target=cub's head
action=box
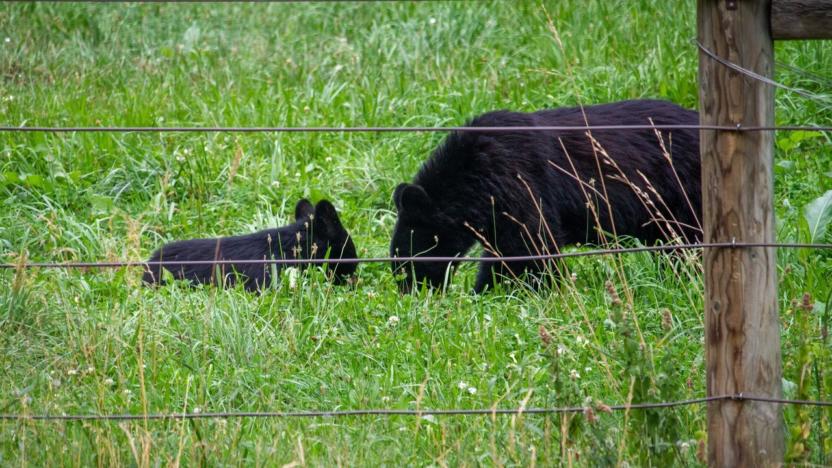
[389,183,469,293]
[295,199,358,283]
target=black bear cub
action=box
[390,99,702,293]
[143,199,357,291]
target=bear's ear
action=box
[394,183,434,216]
[313,200,346,239]
[294,198,314,221]
[393,183,408,211]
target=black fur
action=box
[390,99,701,293]
[143,199,357,291]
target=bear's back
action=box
[411,100,701,243]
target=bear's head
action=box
[296,199,358,283]
[389,183,470,293]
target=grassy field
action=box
[2,1,832,465]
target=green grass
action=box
[2,1,832,465]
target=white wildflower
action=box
[569,369,580,380]
[286,267,298,289]
[467,386,477,395]
[4,37,10,44]
[67,369,78,376]
[104,378,115,386]
[428,17,437,25]
[458,381,468,391]
[193,407,201,414]
[387,315,399,327]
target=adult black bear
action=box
[143,199,357,291]
[390,100,701,293]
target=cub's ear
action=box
[394,183,433,216]
[294,198,314,221]
[393,183,408,211]
[313,200,346,239]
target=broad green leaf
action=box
[87,194,114,213]
[159,45,175,59]
[804,190,832,243]
[3,172,21,184]
[775,160,794,172]
[24,174,45,188]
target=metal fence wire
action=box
[2,395,832,422]
[2,32,832,425]
[2,242,832,270]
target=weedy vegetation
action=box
[1,1,831,465]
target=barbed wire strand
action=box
[776,61,832,89]
[697,40,832,105]
[2,241,831,270]
[3,394,830,422]
[735,393,832,408]
[2,124,832,133]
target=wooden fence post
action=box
[698,0,784,466]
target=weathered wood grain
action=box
[772,0,832,40]
[698,0,784,466]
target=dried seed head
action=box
[661,308,672,331]
[539,325,552,346]
[605,280,622,307]
[696,439,706,464]
[596,402,612,414]
[584,406,597,424]
[801,292,813,312]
